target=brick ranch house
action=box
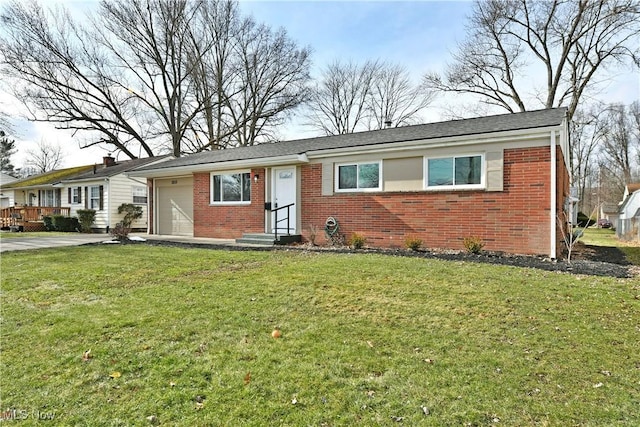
[131,108,571,258]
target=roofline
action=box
[128,153,309,178]
[129,124,562,177]
[305,125,562,159]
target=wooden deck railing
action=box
[1,206,71,227]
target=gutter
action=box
[550,130,557,259]
[128,153,309,178]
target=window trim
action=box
[424,153,485,190]
[334,161,382,193]
[132,186,148,205]
[89,185,101,210]
[71,187,81,204]
[210,170,252,205]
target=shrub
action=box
[117,203,143,228]
[404,236,423,251]
[463,236,485,254]
[308,224,319,246]
[77,209,96,233]
[42,216,55,231]
[109,223,130,241]
[110,204,144,240]
[51,215,80,232]
[576,212,596,228]
[348,233,367,249]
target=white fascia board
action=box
[127,153,309,178]
[305,125,562,159]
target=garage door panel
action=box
[157,179,193,236]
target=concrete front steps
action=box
[235,233,302,246]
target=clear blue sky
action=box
[1,0,638,168]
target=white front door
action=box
[272,167,296,234]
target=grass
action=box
[0,231,75,240]
[580,227,640,265]
[1,245,639,426]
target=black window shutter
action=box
[78,187,82,204]
[99,185,104,210]
[68,188,71,204]
[84,187,88,209]
[56,189,61,207]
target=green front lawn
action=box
[580,227,640,266]
[1,246,639,425]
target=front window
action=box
[211,172,251,203]
[44,190,56,207]
[90,186,101,209]
[72,187,80,204]
[336,162,381,191]
[426,155,483,189]
[132,186,147,204]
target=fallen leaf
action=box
[272,329,282,339]
[593,382,604,388]
[244,372,251,385]
[420,405,430,415]
[366,341,374,347]
[82,349,92,362]
[390,416,404,422]
[366,390,375,397]
[424,358,434,364]
[169,381,176,387]
[291,397,298,405]
[109,371,121,379]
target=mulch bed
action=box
[114,239,636,279]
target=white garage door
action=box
[156,177,193,236]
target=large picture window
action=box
[336,162,381,191]
[426,155,483,189]
[211,172,251,203]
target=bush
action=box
[109,222,129,241]
[42,216,55,231]
[463,236,485,254]
[77,209,96,233]
[110,204,144,240]
[348,233,367,249]
[576,212,596,228]
[51,215,80,232]
[404,236,423,251]
[117,203,143,228]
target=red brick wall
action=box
[300,147,557,256]
[193,169,266,238]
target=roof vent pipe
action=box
[384,119,392,128]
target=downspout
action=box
[106,178,111,234]
[550,131,557,259]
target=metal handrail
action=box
[270,202,294,242]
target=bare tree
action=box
[0,0,311,157]
[305,60,382,135]
[570,106,605,212]
[424,0,640,120]
[367,63,435,129]
[25,139,64,173]
[0,0,153,158]
[598,103,640,201]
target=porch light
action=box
[254,174,259,182]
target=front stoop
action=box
[235,233,302,246]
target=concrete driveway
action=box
[0,234,112,253]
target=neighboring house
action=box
[0,156,168,232]
[0,172,18,208]
[58,156,169,232]
[133,108,571,258]
[0,165,95,230]
[600,203,620,226]
[617,183,640,239]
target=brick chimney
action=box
[103,156,116,167]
